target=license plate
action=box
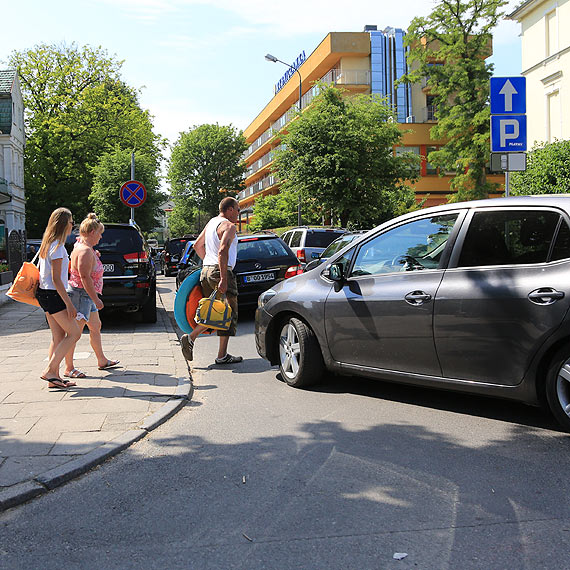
[103,264,114,273]
[244,272,275,283]
[311,252,319,259]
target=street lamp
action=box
[265,53,303,225]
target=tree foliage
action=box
[8,42,163,236]
[273,85,419,228]
[401,0,506,202]
[249,191,301,231]
[89,148,165,232]
[167,123,247,224]
[510,140,570,195]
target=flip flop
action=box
[64,368,86,379]
[98,359,120,370]
[40,376,70,389]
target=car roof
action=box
[369,195,570,234]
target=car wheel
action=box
[141,284,157,323]
[545,347,570,431]
[278,317,324,387]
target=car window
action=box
[457,210,560,267]
[289,231,303,248]
[166,239,188,255]
[97,228,143,253]
[281,232,291,245]
[305,231,345,248]
[350,214,458,277]
[237,238,291,261]
[551,218,570,261]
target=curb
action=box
[0,291,193,512]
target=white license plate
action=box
[244,272,275,283]
[103,264,114,273]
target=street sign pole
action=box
[490,77,527,196]
[130,152,135,225]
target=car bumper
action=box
[101,278,153,308]
[254,306,272,360]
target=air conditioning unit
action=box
[406,115,416,123]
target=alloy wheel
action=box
[279,322,301,381]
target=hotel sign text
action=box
[274,51,306,94]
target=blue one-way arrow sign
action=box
[490,77,526,115]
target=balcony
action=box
[321,68,371,86]
[239,174,277,201]
[246,150,274,177]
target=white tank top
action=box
[203,215,237,269]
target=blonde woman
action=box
[37,207,82,388]
[64,213,119,378]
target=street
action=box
[1,275,570,569]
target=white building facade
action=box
[509,0,570,147]
[0,69,26,269]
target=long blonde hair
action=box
[39,207,72,259]
[80,212,105,237]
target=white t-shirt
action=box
[39,241,69,290]
[203,215,237,269]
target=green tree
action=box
[167,123,248,220]
[89,148,165,232]
[249,192,300,231]
[510,140,570,195]
[273,84,418,228]
[401,0,507,202]
[8,42,163,235]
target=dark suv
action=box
[177,232,302,307]
[94,223,157,323]
[161,237,191,276]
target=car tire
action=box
[141,284,157,323]
[278,317,324,388]
[545,346,570,432]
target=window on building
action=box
[395,146,420,172]
[546,9,558,57]
[425,95,437,121]
[547,90,561,142]
[425,146,438,175]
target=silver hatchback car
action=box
[255,196,570,431]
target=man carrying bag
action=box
[180,197,243,365]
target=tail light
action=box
[164,253,171,262]
[285,265,303,279]
[135,282,150,288]
[296,249,306,263]
[124,252,149,263]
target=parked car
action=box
[161,237,191,276]
[92,223,157,322]
[281,226,346,266]
[177,232,302,306]
[26,239,42,261]
[303,230,370,272]
[175,240,197,290]
[256,196,570,431]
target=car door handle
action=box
[404,291,432,306]
[528,288,565,305]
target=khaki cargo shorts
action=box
[200,265,238,336]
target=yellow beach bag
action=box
[195,289,232,331]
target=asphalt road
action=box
[1,275,570,569]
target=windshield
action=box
[321,234,360,258]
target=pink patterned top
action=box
[68,241,104,294]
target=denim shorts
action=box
[67,286,98,320]
[37,288,67,315]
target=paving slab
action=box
[0,279,192,511]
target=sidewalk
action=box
[0,290,191,511]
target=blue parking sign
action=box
[491,115,527,152]
[490,77,526,115]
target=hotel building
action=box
[238,25,502,227]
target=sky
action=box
[2,0,522,154]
